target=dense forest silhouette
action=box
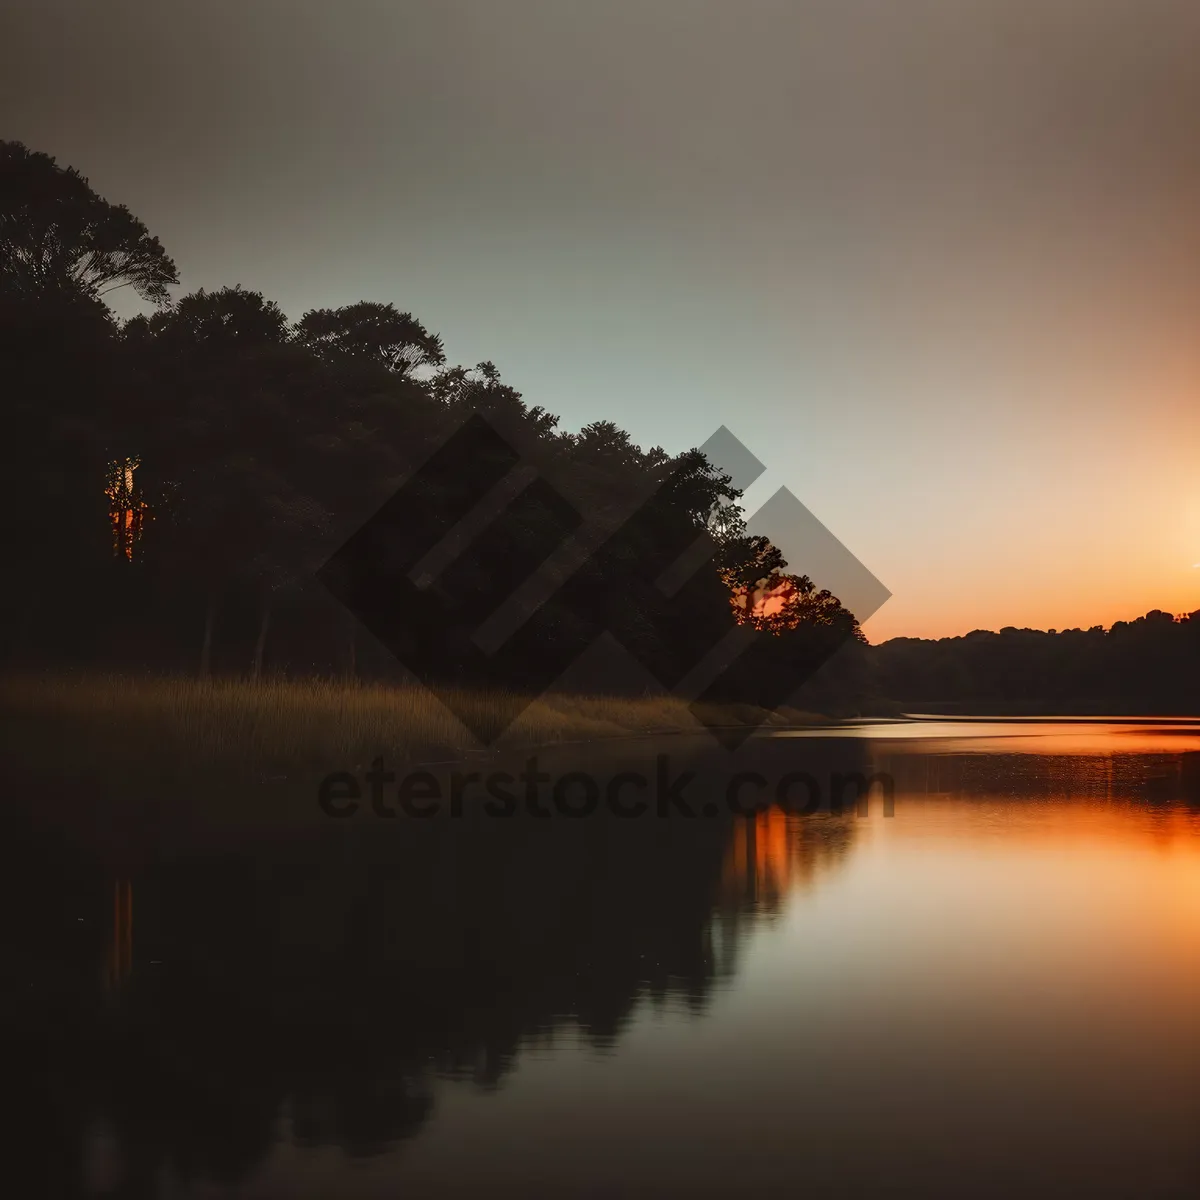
[1,139,866,714]
[876,611,1200,714]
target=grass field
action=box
[1,673,829,782]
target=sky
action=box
[5,0,1200,641]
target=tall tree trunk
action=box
[199,590,216,679]
[252,594,272,681]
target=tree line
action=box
[1,140,867,710]
[875,610,1200,713]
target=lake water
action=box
[9,720,1200,1197]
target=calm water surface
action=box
[10,720,1200,1197]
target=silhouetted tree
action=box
[0,140,177,306]
[0,141,167,658]
[430,360,561,438]
[295,301,445,376]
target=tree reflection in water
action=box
[5,741,870,1197]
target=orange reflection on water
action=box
[837,790,1200,998]
[717,807,857,917]
[779,719,1200,756]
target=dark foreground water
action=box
[7,721,1200,1197]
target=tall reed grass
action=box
[2,673,826,780]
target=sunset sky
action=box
[7,0,1200,641]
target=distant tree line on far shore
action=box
[874,610,1200,714]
